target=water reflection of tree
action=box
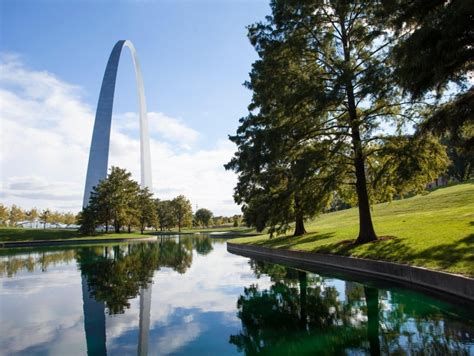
[78,239,194,314]
[230,261,473,355]
[230,262,365,355]
[0,250,76,277]
[192,236,213,256]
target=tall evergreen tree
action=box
[229,0,448,243]
[383,0,473,162]
[81,167,141,234]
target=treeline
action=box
[80,167,242,234]
[225,1,473,241]
[0,204,77,229]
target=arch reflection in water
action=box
[78,238,194,355]
[1,237,473,355]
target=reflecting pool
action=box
[1,236,473,355]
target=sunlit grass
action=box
[232,182,474,276]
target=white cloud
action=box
[113,111,200,149]
[0,53,240,215]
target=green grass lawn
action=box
[0,227,150,243]
[232,182,474,277]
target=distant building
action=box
[426,176,450,190]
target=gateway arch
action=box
[83,39,152,207]
[82,40,153,355]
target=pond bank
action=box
[0,236,157,248]
[227,242,474,302]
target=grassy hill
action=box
[232,182,474,276]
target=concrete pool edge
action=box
[0,236,158,248]
[227,242,474,302]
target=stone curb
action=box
[227,242,474,302]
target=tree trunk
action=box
[178,223,181,233]
[105,220,109,233]
[294,196,306,236]
[294,215,306,236]
[340,18,377,244]
[128,225,131,233]
[364,287,381,356]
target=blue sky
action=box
[0,0,271,215]
[2,0,269,148]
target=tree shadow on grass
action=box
[253,232,335,249]
[315,232,474,276]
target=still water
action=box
[0,236,473,355]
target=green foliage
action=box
[78,206,99,235]
[233,183,474,276]
[81,167,141,234]
[384,0,473,164]
[228,0,449,243]
[136,188,157,234]
[78,240,193,314]
[194,208,213,227]
[62,212,76,227]
[419,90,474,182]
[155,199,178,231]
[368,134,449,201]
[39,209,51,229]
[171,195,193,232]
[384,0,473,98]
[0,204,10,226]
[9,205,25,227]
[25,208,39,226]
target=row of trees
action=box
[79,166,241,234]
[226,0,472,242]
[0,204,77,229]
[194,209,243,228]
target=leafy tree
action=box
[171,195,193,232]
[63,212,77,227]
[78,206,98,235]
[49,211,63,228]
[25,208,39,228]
[155,199,177,231]
[233,215,242,227]
[136,188,157,234]
[9,205,25,227]
[227,109,338,236]
[383,0,473,99]
[194,208,213,227]
[0,204,9,226]
[212,216,223,226]
[106,167,141,233]
[82,167,141,233]
[442,130,474,182]
[39,209,51,230]
[383,1,473,159]
[229,0,448,243]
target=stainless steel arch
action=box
[83,40,152,207]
